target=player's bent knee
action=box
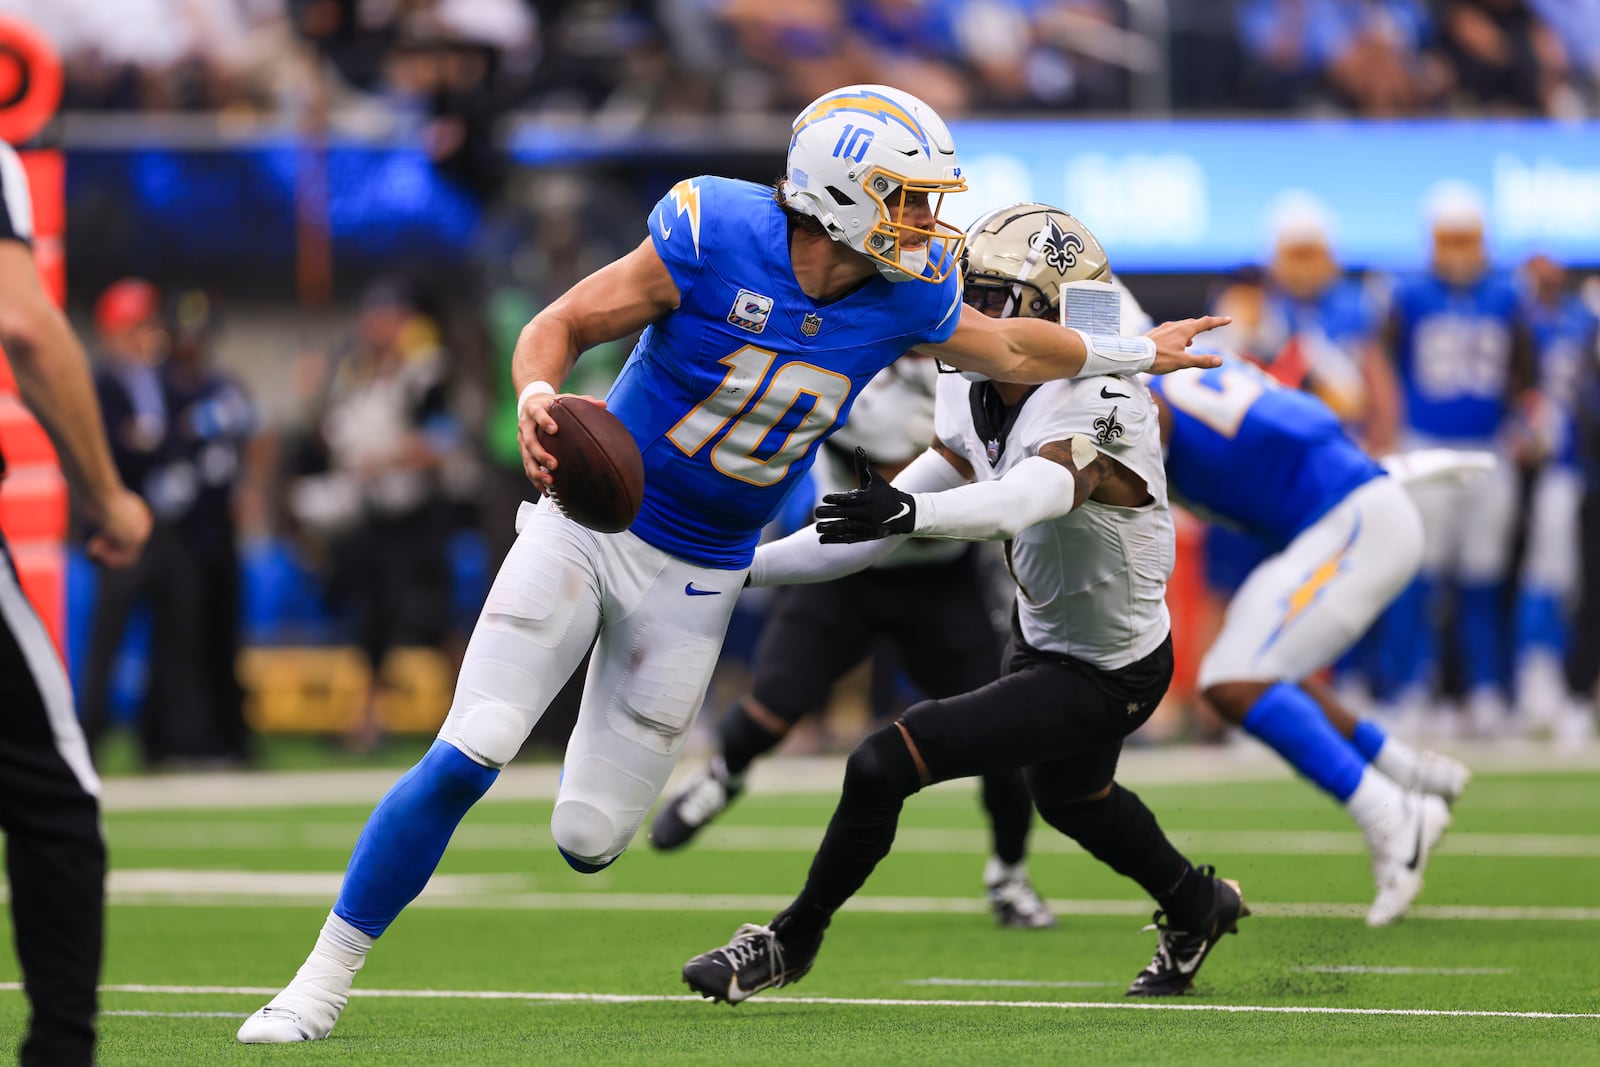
[437,702,528,768]
[843,724,923,801]
[551,799,624,871]
[1202,680,1271,724]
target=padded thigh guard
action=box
[1200,476,1425,688]
[437,501,604,768]
[551,539,745,869]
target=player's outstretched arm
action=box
[0,241,151,567]
[514,237,682,490]
[749,444,971,587]
[918,304,1228,383]
[817,436,1113,544]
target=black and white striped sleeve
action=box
[0,141,34,247]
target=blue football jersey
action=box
[604,176,964,568]
[1390,272,1521,441]
[1150,361,1384,550]
[1526,293,1598,468]
[1272,278,1374,352]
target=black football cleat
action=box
[1126,866,1249,997]
[650,760,742,851]
[683,923,818,1004]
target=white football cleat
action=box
[237,960,356,1043]
[1366,792,1452,927]
[1407,750,1471,805]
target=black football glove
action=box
[815,447,916,543]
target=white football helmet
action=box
[781,84,967,284]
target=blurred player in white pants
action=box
[1517,254,1596,737]
[1382,187,1534,736]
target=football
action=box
[536,396,646,533]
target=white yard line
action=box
[906,978,1115,989]
[15,871,1592,922]
[95,741,1600,812]
[103,822,1600,859]
[26,983,1598,1022]
[1296,966,1514,976]
[101,1017,244,1023]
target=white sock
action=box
[984,857,1025,886]
[290,912,372,994]
[1371,736,1422,789]
[1344,768,1405,836]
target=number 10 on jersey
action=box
[667,345,852,486]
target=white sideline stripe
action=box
[37,871,1600,922]
[104,822,1600,860]
[22,984,1600,1022]
[92,742,1600,812]
[104,1011,247,1019]
[1297,966,1513,976]
[907,978,1114,989]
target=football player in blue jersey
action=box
[649,356,1056,930]
[1516,254,1597,735]
[1383,186,1535,737]
[237,86,1227,1043]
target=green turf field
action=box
[2,747,1596,1065]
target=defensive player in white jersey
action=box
[650,356,1054,929]
[238,86,1226,1042]
[683,207,1247,1004]
[962,205,1471,925]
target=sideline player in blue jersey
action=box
[1516,254,1597,732]
[237,86,1227,1043]
[1384,187,1534,736]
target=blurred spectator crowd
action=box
[3,0,1598,120]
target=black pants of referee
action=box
[0,543,104,1066]
[728,548,1033,865]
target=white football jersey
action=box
[933,371,1174,669]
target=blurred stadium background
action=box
[0,0,1597,763]
[0,3,1599,1063]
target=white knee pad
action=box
[550,755,659,867]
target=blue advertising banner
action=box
[948,120,1600,272]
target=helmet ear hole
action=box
[825,185,857,206]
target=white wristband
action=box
[517,380,556,417]
[1068,328,1156,378]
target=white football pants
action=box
[1523,463,1581,599]
[1404,435,1519,584]
[1199,475,1425,688]
[437,499,745,866]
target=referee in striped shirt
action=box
[0,141,151,1066]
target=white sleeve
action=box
[912,453,1080,541]
[749,446,970,587]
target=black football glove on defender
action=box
[815,447,917,543]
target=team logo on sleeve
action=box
[801,312,823,337]
[1093,406,1125,444]
[728,289,774,333]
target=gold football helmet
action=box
[961,203,1111,320]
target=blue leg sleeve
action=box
[1241,684,1366,802]
[1350,719,1388,763]
[333,740,499,937]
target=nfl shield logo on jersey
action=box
[985,437,1000,464]
[801,312,823,337]
[728,289,774,333]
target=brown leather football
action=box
[536,397,645,533]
